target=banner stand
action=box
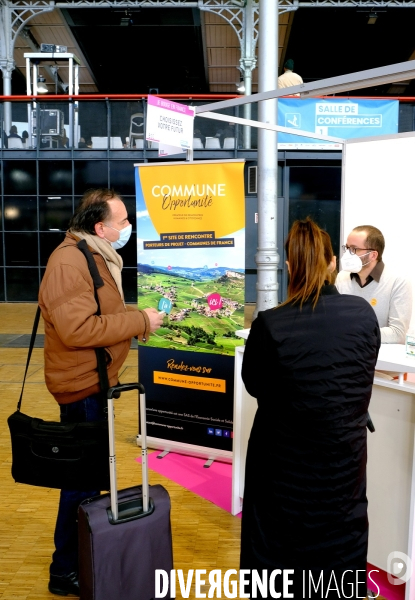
[136,435,232,464]
[135,160,245,464]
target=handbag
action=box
[8,240,112,490]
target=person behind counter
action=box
[240,218,380,599]
[336,225,412,344]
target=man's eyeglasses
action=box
[342,245,375,255]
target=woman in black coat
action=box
[240,219,380,599]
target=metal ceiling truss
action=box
[199,0,259,103]
[199,1,249,49]
[54,0,200,6]
[1,0,415,86]
[0,0,53,130]
[1,0,54,54]
[0,0,54,110]
[2,0,414,68]
[47,0,415,9]
[292,0,415,5]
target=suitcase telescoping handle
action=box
[107,383,149,522]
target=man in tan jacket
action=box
[39,188,163,596]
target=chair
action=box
[8,138,23,149]
[91,137,108,149]
[110,137,123,149]
[223,137,236,149]
[205,137,221,149]
[193,137,204,149]
[129,113,144,147]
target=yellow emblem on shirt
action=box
[370,298,377,307]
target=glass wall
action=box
[0,99,248,151]
[0,159,139,301]
[0,97,258,302]
[288,164,342,259]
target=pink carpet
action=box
[136,451,239,515]
[137,453,405,599]
[367,563,405,600]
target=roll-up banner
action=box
[135,160,245,460]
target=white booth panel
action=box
[368,382,415,570]
[342,132,415,328]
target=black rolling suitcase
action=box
[78,383,174,600]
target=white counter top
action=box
[376,344,415,373]
[235,329,250,340]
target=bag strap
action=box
[16,240,111,412]
[16,306,41,411]
[76,239,104,291]
[76,239,110,394]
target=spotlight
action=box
[367,12,378,24]
[37,76,48,94]
[237,78,245,94]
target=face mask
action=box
[340,249,371,273]
[105,223,132,250]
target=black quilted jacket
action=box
[240,285,380,599]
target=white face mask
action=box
[104,223,132,250]
[340,249,371,273]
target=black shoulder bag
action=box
[7,240,112,490]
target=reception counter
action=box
[232,339,415,599]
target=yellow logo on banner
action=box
[138,161,245,238]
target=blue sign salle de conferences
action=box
[277,98,399,149]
